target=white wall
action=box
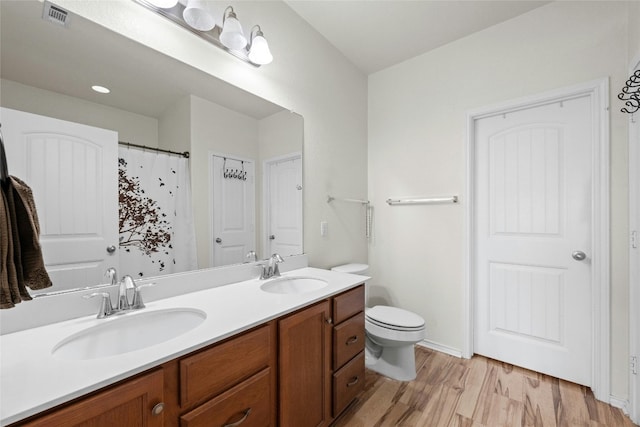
[57,0,369,271]
[0,79,158,147]
[369,1,630,399]
[158,95,190,154]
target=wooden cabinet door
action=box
[18,369,164,427]
[278,300,331,427]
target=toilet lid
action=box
[365,305,425,329]
[331,263,369,274]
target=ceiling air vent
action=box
[42,1,70,28]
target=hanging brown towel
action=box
[8,176,52,291]
[0,183,23,308]
[0,176,52,308]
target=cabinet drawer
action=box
[332,352,365,417]
[333,312,365,369]
[180,324,271,408]
[180,368,271,427]
[333,285,364,324]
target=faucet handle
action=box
[132,283,155,310]
[105,267,118,285]
[259,264,269,280]
[246,251,257,262]
[84,292,114,319]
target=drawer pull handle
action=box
[151,402,165,416]
[346,335,359,345]
[223,408,252,427]
[326,317,333,324]
[347,376,359,387]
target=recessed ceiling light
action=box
[91,85,110,94]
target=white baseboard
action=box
[416,339,463,358]
[609,396,629,415]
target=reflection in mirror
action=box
[0,1,303,294]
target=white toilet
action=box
[331,264,426,381]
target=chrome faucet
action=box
[260,253,284,279]
[118,275,135,311]
[84,269,154,318]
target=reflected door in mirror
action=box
[1,108,118,292]
[211,155,255,267]
[265,155,302,257]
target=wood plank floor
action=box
[333,347,637,427]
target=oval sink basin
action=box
[52,308,206,360]
[260,277,328,294]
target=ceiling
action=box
[285,1,549,74]
[0,1,550,121]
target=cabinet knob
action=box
[223,408,252,427]
[151,402,165,416]
[325,317,333,324]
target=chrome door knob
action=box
[572,251,587,261]
[215,238,222,244]
[106,245,116,254]
[269,235,275,240]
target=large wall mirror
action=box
[0,1,303,293]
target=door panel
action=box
[1,107,118,292]
[266,156,302,257]
[474,96,592,386]
[211,155,255,267]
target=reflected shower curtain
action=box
[118,147,197,279]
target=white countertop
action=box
[0,267,367,426]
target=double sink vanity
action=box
[0,261,367,426]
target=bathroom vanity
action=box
[1,268,366,427]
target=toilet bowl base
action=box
[365,343,417,382]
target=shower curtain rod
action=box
[119,141,190,158]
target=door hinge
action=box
[632,356,638,375]
[632,231,638,249]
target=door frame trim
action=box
[628,54,640,424]
[262,152,302,258]
[463,78,610,401]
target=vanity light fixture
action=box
[132,0,272,67]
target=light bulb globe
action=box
[248,35,273,65]
[220,16,247,50]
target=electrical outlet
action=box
[632,356,637,375]
[320,221,328,237]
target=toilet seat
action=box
[365,306,425,331]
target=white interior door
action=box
[473,96,593,386]
[1,107,118,292]
[211,155,255,267]
[265,155,302,258]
